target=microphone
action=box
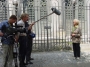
[51,8,61,15]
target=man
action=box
[17,13,35,67]
[25,23,35,64]
[0,15,17,67]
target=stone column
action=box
[85,0,90,41]
[8,0,14,16]
[50,0,59,38]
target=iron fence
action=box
[0,0,90,51]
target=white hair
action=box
[73,19,80,25]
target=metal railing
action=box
[0,0,90,51]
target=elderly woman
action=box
[71,19,82,59]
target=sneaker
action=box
[77,57,80,60]
[73,57,77,60]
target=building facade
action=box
[1,0,90,40]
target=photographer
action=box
[0,15,17,67]
[17,13,35,67]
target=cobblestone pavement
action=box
[27,51,90,67]
[0,43,90,67]
[0,51,90,67]
[27,43,90,67]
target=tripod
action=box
[13,42,19,67]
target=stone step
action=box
[80,44,90,52]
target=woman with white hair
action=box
[71,19,82,59]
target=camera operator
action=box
[0,15,17,67]
[17,13,35,67]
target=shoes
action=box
[26,61,33,64]
[77,57,80,60]
[23,63,27,65]
[74,57,77,59]
[19,63,26,67]
[30,58,34,60]
[74,57,80,60]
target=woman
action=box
[71,19,82,59]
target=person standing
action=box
[17,13,34,67]
[0,15,17,67]
[71,19,82,59]
[25,23,35,64]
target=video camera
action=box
[2,24,26,37]
[2,24,36,40]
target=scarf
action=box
[72,25,78,32]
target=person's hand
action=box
[72,34,75,36]
[31,22,35,26]
[28,22,35,30]
[14,35,19,43]
[0,32,4,36]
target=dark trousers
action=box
[26,37,33,62]
[19,36,27,66]
[73,43,80,57]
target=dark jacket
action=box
[0,20,14,45]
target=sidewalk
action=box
[81,43,90,52]
[27,43,90,67]
[0,43,90,67]
[27,51,90,67]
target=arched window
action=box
[40,0,47,20]
[65,0,85,20]
[64,0,74,19]
[78,0,85,20]
[26,0,35,21]
[0,0,7,21]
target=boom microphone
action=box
[51,8,61,15]
[34,7,61,23]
